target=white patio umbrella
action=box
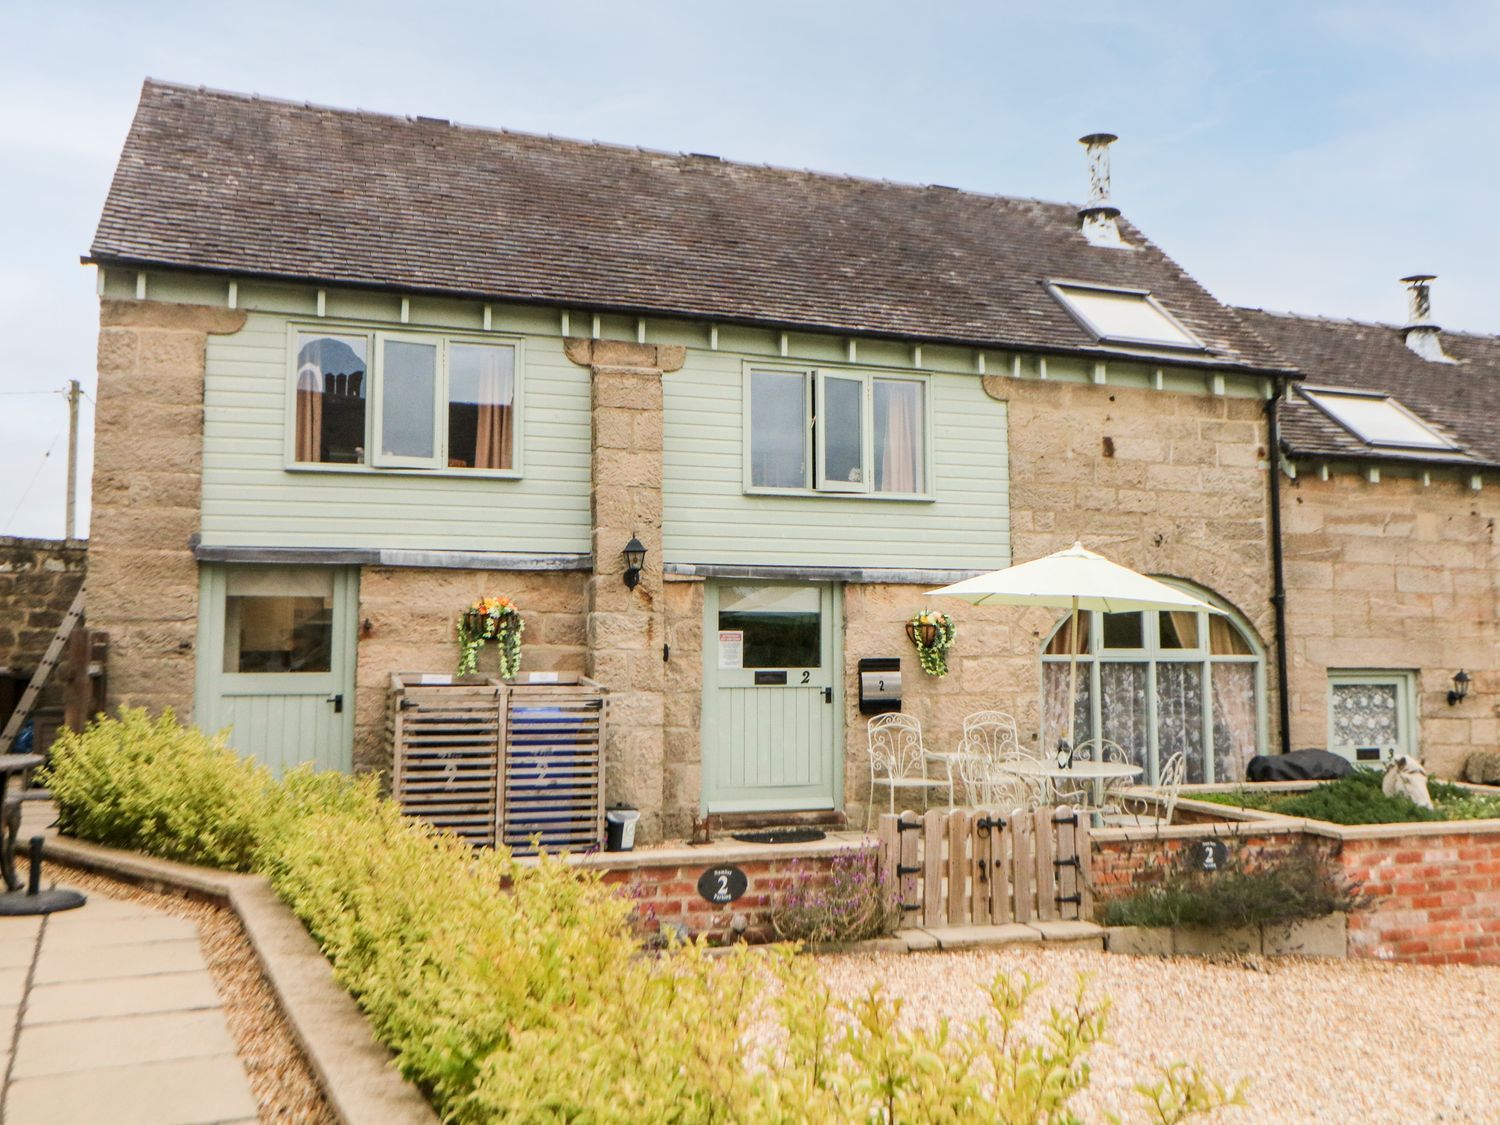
[927,542,1221,754]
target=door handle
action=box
[327,693,344,714]
[822,687,833,704]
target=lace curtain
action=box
[1211,664,1259,782]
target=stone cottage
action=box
[81,80,1494,842]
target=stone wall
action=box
[88,300,245,718]
[353,566,588,772]
[0,537,86,676]
[1280,470,1500,777]
[662,578,705,839]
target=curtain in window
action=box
[1043,663,1092,751]
[473,348,515,470]
[1162,611,1198,648]
[295,366,323,462]
[1155,662,1205,783]
[1099,662,1149,770]
[874,380,922,492]
[1209,615,1251,655]
[1211,664,1258,782]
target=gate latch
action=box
[327,693,344,714]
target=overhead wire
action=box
[1,429,65,534]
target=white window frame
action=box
[1047,279,1206,352]
[742,363,933,500]
[284,322,525,479]
[1038,593,1267,784]
[1326,670,1419,765]
[371,331,443,469]
[1300,386,1457,451]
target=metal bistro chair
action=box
[865,713,952,831]
[952,710,1022,803]
[1055,737,1135,814]
[1102,750,1188,828]
[958,749,1049,817]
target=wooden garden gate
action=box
[876,807,1093,927]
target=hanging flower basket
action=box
[455,595,525,679]
[906,610,956,677]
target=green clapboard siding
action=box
[200,311,591,553]
[663,352,1010,571]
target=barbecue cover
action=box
[1245,749,1354,782]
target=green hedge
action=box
[45,711,1242,1122]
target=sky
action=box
[2,1,1497,539]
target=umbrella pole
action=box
[1065,596,1080,753]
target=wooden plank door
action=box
[701,581,840,813]
[196,565,358,775]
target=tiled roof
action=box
[1238,307,1500,469]
[90,81,1292,373]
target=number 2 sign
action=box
[696,865,748,904]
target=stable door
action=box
[196,565,357,775]
[702,582,841,814]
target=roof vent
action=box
[1078,133,1127,249]
[1400,274,1453,363]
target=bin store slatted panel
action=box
[389,675,504,847]
[388,673,608,855]
[502,680,607,856]
[876,807,1091,926]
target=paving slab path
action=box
[0,883,259,1125]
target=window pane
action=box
[1159,611,1199,649]
[381,340,437,459]
[223,570,334,674]
[873,379,923,492]
[294,334,366,464]
[1043,663,1092,750]
[1102,612,1143,649]
[1212,664,1258,783]
[1208,616,1253,655]
[1156,663,1205,783]
[1302,390,1455,449]
[749,371,806,488]
[1100,662,1149,769]
[820,375,864,486]
[1053,286,1200,348]
[718,585,820,668]
[1045,612,1092,655]
[1331,683,1400,749]
[448,344,515,470]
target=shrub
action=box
[1197,768,1500,825]
[49,711,1244,1121]
[1098,841,1364,930]
[770,847,899,944]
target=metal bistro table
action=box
[997,758,1143,822]
[0,753,85,915]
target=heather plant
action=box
[770,847,900,944]
[49,710,1246,1122]
[1198,768,1500,825]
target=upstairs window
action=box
[746,367,927,496]
[1300,388,1456,451]
[293,329,519,473]
[1049,282,1204,350]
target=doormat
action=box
[730,827,827,845]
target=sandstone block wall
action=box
[0,537,86,675]
[1281,471,1500,777]
[88,300,245,719]
[353,566,588,772]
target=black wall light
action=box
[1448,669,1471,706]
[622,536,647,590]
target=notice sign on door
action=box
[718,630,744,669]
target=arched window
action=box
[1039,582,1265,784]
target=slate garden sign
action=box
[697,865,748,904]
[1194,839,1229,872]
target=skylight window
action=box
[1050,282,1204,350]
[1301,388,1457,450]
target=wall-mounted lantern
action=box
[622,536,647,590]
[1447,669,1471,706]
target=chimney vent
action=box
[1399,274,1452,363]
[1078,133,1127,249]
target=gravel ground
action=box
[814,946,1500,1124]
[32,861,336,1124]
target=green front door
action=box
[701,582,841,814]
[196,565,358,775]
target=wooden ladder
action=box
[0,587,85,757]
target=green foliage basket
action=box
[456,595,525,678]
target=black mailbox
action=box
[857,657,902,715]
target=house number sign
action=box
[697,865,748,904]
[1194,839,1229,873]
